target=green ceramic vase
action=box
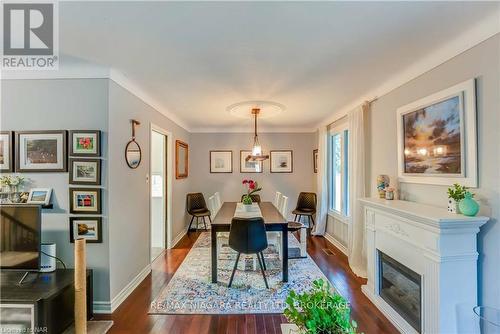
[459,192,479,217]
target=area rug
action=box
[149,232,330,314]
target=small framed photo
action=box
[15,131,67,172]
[69,130,101,157]
[240,150,262,173]
[69,158,101,185]
[313,149,318,173]
[0,131,13,172]
[27,188,52,206]
[70,217,102,243]
[210,150,232,173]
[69,188,101,214]
[270,150,293,173]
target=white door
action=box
[150,130,166,261]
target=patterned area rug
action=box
[149,232,330,314]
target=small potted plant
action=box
[447,183,470,214]
[242,179,261,208]
[0,175,26,202]
[283,279,358,334]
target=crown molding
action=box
[317,12,500,129]
[190,126,317,134]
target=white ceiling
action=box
[57,1,498,132]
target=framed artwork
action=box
[69,217,102,243]
[69,130,101,157]
[175,140,188,179]
[210,150,233,173]
[240,150,262,173]
[0,131,13,172]
[313,149,318,173]
[69,158,101,185]
[15,131,67,172]
[69,188,101,214]
[270,150,293,173]
[27,188,52,206]
[397,79,477,186]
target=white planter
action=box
[243,204,253,212]
[447,199,460,214]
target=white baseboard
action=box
[324,232,348,255]
[93,264,151,314]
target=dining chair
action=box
[292,192,317,228]
[228,217,269,289]
[240,194,261,203]
[214,192,222,212]
[186,193,211,231]
[274,191,282,208]
[208,195,216,220]
[280,195,289,218]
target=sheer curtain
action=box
[312,126,328,236]
[347,102,369,278]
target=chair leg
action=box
[307,216,312,228]
[196,217,199,230]
[188,216,194,231]
[256,253,269,289]
[260,252,267,271]
[203,216,208,230]
[228,253,241,287]
[208,215,212,223]
[294,214,298,222]
[310,215,315,226]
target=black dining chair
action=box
[228,217,269,289]
[186,193,211,231]
[240,194,261,203]
[292,192,317,228]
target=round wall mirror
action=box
[125,140,142,169]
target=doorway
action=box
[150,125,173,262]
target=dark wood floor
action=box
[96,232,398,334]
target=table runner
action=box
[233,202,263,219]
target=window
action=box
[328,125,349,217]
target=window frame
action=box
[328,123,349,219]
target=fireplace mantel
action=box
[359,198,488,334]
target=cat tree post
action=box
[75,238,87,334]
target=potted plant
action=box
[0,175,26,202]
[283,279,358,334]
[447,183,470,214]
[242,179,262,207]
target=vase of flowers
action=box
[0,175,25,203]
[242,179,262,209]
[447,183,470,214]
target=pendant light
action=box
[246,108,269,162]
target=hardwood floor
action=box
[96,232,398,334]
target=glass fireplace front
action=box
[378,251,422,333]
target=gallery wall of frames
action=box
[0,130,104,244]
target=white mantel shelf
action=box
[359,198,489,334]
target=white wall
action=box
[365,35,499,308]
[190,132,316,220]
[1,78,111,302]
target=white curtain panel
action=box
[312,126,328,236]
[347,103,369,278]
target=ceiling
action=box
[58,1,499,132]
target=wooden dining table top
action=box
[211,202,287,226]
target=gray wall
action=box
[107,81,191,299]
[1,79,111,302]
[190,132,316,220]
[366,35,500,308]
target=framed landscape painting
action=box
[0,131,13,172]
[240,150,262,173]
[210,150,232,173]
[69,188,101,214]
[69,158,101,185]
[175,140,188,179]
[270,150,293,173]
[70,217,102,243]
[15,131,67,172]
[397,79,477,186]
[69,130,101,157]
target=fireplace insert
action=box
[378,251,422,333]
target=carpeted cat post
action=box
[75,238,87,334]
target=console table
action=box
[0,269,93,334]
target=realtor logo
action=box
[2,2,58,70]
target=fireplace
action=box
[378,251,421,333]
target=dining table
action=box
[210,202,288,283]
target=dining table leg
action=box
[282,225,288,282]
[211,228,218,283]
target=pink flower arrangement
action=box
[242,179,262,204]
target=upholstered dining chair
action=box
[228,217,269,289]
[292,192,317,228]
[186,193,211,231]
[240,194,261,203]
